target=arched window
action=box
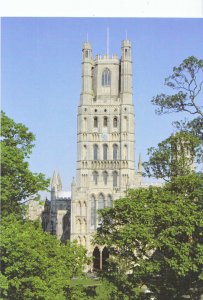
[94,117,98,128]
[103,144,108,160]
[103,116,108,127]
[91,195,96,227]
[93,171,98,185]
[107,195,113,207]
[83,117,87,131]
[102,68,111,86]
[98,194,105,210]
[83,145,87,160]
[102,247,109,271]
[77,219,81,233]
[113,144,118,160]
[113,171,118,187]
[93,247,100,271]
[124,144,128,160]
[93,144,98,160]
[85,50,89,58]
[103,171,108,185]
[113,117,118,127]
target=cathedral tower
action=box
[71,39,142,258]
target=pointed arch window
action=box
[93,171,98,185]
[107,195,113,207]
[94,117,98,128]
[93,144,98,160]
[103,171,108,185]
[113,144,118,160]
[102,68,111,86]
[103,144,108,160]
[98,194,105,210]
[91,195,96,227]
[124,144,128,160]
[113,171,118,187]
[113,117,118,128]
[103,116,108,127]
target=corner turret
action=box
[80,42,93,105]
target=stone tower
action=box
[71,39,142,260]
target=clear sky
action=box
[2,17,203,196]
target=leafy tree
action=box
[151,56,203,139]
[0,215,87,300]
[143,131,202,181]
[1,111,49,216]
[94,174,203,299]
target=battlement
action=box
[94,54,119,63]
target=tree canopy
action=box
[151,56,203,139]
[94,174,203,299]
[143,131,202,181]
[0,215,87,300]
[1,111,49,216]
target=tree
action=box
[1,111,49,216]
[0,215,87,300]
[144,57,203,180]
[94,174,203,299]
[151,56,203,139]
[143,131,202,181]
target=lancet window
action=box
[93,144,98,160]
[103,116,108,127]
[102,68,111,86]
[113,117,118,127]
[107,195,113,207]
[94,117,98,128]
[98,194,105,210]
[103,144,108,160]
[113,144,118,160]
[91,195,96,227]
[113,171,118,187]
[103,171,108,185]
[93,171,99,185]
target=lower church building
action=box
[29,38,149,270]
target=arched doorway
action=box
[102,247,109,271]
[93,247,100,271]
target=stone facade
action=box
[70,39,143,257]
[33,171,71,243]
[28,39,148,266]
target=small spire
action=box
[125,30,128,40]
[51,170,57,189]
[51,170,62,191]
[86,32,89,42]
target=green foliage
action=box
[0,215,87,300]
[151,56,203,140]
[94,174,203,299]
[1,111,49,216]
[143,131,202,180]
[152,56,203,117]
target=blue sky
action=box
[2,17,203,195]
